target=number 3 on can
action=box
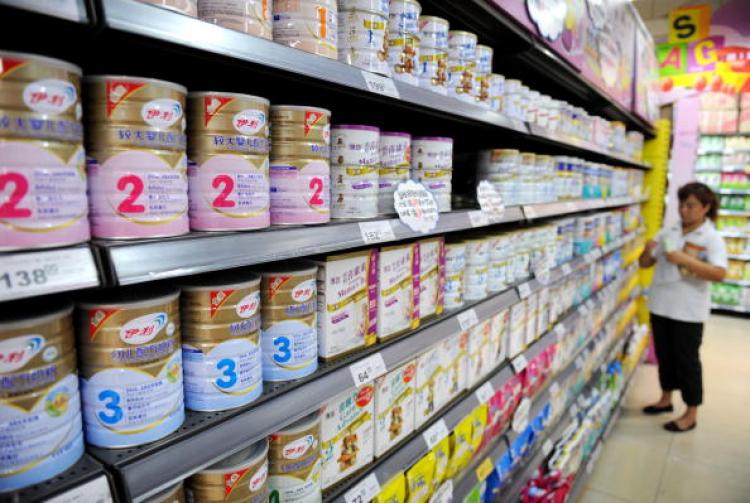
[272,336,292,363]
[216,358,238,389]
[97,389,123,425]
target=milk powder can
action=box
[387,33,420,86]
[417,16,448,94]
[198,0,272,39]
[0,51,89,250]
[138,0,198,16]
[273,0,338,59]
[260,263,319,381]
[181,272,263,411]
[188,91,270,231]
[269,411,322,503]
[85,75,189,239]
[378,132,411,215]
[76,287,185,447]
[338,1,390,75]
[330,124,379,219]
[0,303,84,491]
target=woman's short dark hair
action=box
[678,182,719,221]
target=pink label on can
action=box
[269,160,330,224]
[88,150,189,238]
[188,155,270,231]
[0,142,89,250]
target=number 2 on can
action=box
[117,175,145,214]
[273,336,292,363]
[308,177,325,206]
[212,174,236,208]
[0,172,32,219]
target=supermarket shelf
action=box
[88,285,521,502]
[700,132,750,137]
[728,254,750,260]
[722,279,750,286]
[719,209,750,217]
[95,208,523,286]
[695,166,749,173]
[522,195,648,221]
[0,0,91,22]
[711,303,750,314]
[0,455,113,503]
[719,231,750,238]
[717,189,750,195]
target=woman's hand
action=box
[666,251,727,281]
[665,250,689,265]
[639,239,658,268]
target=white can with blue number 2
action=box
[181,273,263,411]
[261,263,319,381]
[76,287,184,448]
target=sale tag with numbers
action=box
[344,473,381,503]
[350,353,387,387]
[46,476,113,503]
[475,381,495,404]
[423,419,450,449]
[359,220,395,244]
[468,210,490,227]
[457,308,479,331]
[511,354,528,373]
[476,181,505,220]
[0,247,99,301]
[394,180,440,233]
[475,457,495,482]
[518,282,532,299]
[362,71,400,98]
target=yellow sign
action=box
[668,5,711,44]
[475,457,494,482]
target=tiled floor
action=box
[576,314,750,503]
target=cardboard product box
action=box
[466,319,492,387]
[378,243,420,341]
[537,287,550,338]
[524,292,538,346]
[374,361,417,457]
[317,249,379,360]
[415,344,444,427]
[320,385,375,489]
[489,308,510,368]
[418,237,446,320]
[508,300,526,358]
[438,331,469,407]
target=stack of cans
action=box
[417,15,449,95]
[269,105,331,225]
[447,30,477,104]
[486,233,511,293]
[463,236,489,301]
[85,75,189,239]
[188,91,271,231]
[387,0,421,85]
[273,0,338,59]
[338,0,390,75]
[488,73,505,113]
[188,440,269,503]
[444,240,466,309]
[411,136,452,212]
[378,131,411,214]
[198,0,272,38]
[473,44,493,108]
[330,124,380,219]
[268,412,322,503]
[0,51,89,250]
[476,148,519,207]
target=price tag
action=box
[362,71,400,98]
[468,210,491,227]
[423,419,450,449]
[475,457,495,482]
[579,303,589,315]
[457,308,479,331]
[428,480,453,503]
[345,473,381,503]
[554,323,566,339]
[511,354,528,373]
[477,181,505,220]
[549,382,560,396]
[0,247,99,301]
[542,438,554,456]
[561,263,572,276]
[569,403,579,418]
[512,397,531,432]
[518,282,532,299]
[475,381,496,404]
[524,205,537,219]
[46,475,113,503]
[359,220,395,244]
[349,353,387,387]
[393,180,440,233]
[574,356,584,370]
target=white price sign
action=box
[512,397,531,433]
[46,476,113,503]
[518,282,532,299]
[0,247,99,301]
[561,263,572,276]
[393,180,440,233]
[350,353,387,387]
[359,220,395,244]
[475,381,496,404]
[457,308,479,331]
[524,205,538,219]
[542,438,554,456]
[511,354,528,373]
[361,71,400,98]
[423,419,450,449]
[476,180,505,220]
[344,473,381,503]
[468,210,490,227]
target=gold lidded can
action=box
[270,105,331,144]
[188,439,269,503]
[75,286,185,448]
[180,272,264,411]
[145,482,187,503]
[268,411,322,503]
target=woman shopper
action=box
[638,182,727,432]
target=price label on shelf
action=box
[511,354,528,374]
[0,247,99,302]
[523,205,538,219]
[475,457,495,482]
[542,438,554,456]
[592,249,603,260]
[549,382,560,396]
[468,210,490,227]
[457,308,479,331]
[344,473,381,503]
[570,403,579,418]
[349,353,387,387]
[46,475,113,503]
[518,282,532,299]
[394,180,440,233]
[476,181,505,220]
[423,419,450,449]
[554,323,566,340]
[561,263,572,276]
[361,71,400,98]
[475,381,496,404]
[359,220,395,244]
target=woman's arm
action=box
[665,251,727,282]
[639,240,658,268]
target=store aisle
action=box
[577,314,750,503]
